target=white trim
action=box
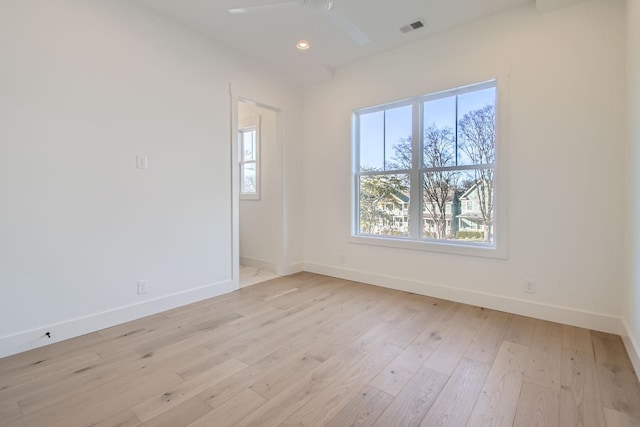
[0,279,235,359]
[622,320,640,382]
[240,256,277,272]
[302,262,624,335]
[348,234,506,259]
[229,83,240,292]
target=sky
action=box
[359,86,495,171]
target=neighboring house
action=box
[369,189,461,238]
[367,180,494,240]
[423,191,459,238]
[378,192,410,235]
[457,180,494,239]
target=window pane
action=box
[385,105,412,170]
[422,168,495,244]
[423,96,456,168]
[457,87,496,166]
[241,163,256,194]
[360,105,412,172]
[456,169,494,244]
[423,124,456,168]
[359,173,409,237]
[359,111,384,171]
[242,129,256,162]
[423,95,456,130]
[422,171,460,239]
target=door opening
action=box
[237,99,281,287]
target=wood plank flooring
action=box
[1,272,639,426]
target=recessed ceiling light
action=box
[296,40,310,50]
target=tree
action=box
[391,126,459,239]
[359,172,407,235]
[458,104,495,242]
[422,126,459,239]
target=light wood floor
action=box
[1,272,640,427]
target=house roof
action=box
[459,179,491,200]
[457,212,484,220]
[391,190,410,203]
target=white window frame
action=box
[239,115,260,200]
[350,79,507,259]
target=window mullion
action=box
[353,113,361,235]
[409,101,421,239]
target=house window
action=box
[239,125,259,200]
[353,80,499,254]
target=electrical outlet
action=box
[136,155,148,169]
[137,279,149,295]
[524,280,536,294]
[339,254,345,264]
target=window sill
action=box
[348,234,507,259]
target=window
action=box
[239,124,259,200]
[353,80,499,254]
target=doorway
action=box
[237,99,281,287]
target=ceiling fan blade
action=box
[229,0,304,15]
[326,10,369,46]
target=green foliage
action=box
[359,173,408,235]
[456,231,485,240]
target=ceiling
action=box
[134,0,534,87]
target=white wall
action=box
[238,102,280,271]
[0,0,303,357]
[302,0,627,333]
[624,0,640,373]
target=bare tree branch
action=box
[458,104,495,242]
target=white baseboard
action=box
[303,262,624,336]
[240,256,277,272]
[0,279,236,359]
[622,320,640,381]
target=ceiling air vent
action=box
[399,19,427,34]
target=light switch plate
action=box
[137,279,149,294]
[136,155,148,169]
